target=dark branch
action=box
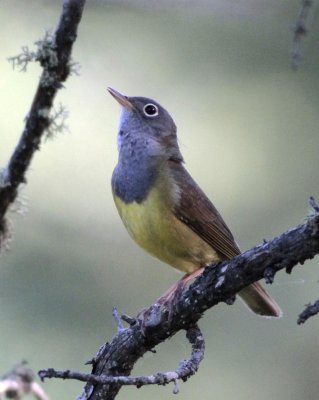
[309,196,319,213]
[39,325,204,394]
[39,206,319,400]
[291,0,314,70]
[0,0,86,249]
[298,299,319,324]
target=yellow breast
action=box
[113,171,219,274]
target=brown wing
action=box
[169,161,282,318]
[169,161,240,259]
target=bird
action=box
[107,87,282,318]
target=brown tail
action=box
[238,282,282,318]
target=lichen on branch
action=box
[0,0,86,251]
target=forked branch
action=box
[39,201,319,400]
[39,325,204,395]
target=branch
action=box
[39,203,319,400]
[291,0,314,70]
[39,325,204,394]
[0,0,86,250]
[298,300,319,324]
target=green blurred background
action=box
[1,1,319,399]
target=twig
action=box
[298,299,319,324]
[0,0,86,250]
[291,0,314,70]
[309,195,319,213]
[112,307,125,332]
[38,205,319,400]
[39,325,204,394]
[121,314,138,326]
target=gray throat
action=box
[112,148,159,204]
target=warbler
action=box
[108,87,281,318]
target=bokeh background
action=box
[1,1,319,399]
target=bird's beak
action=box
[107,87,133,109]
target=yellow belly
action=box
[113,184,220,274]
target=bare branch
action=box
[0,0,86,250]
[291,0,314,70]
[39,325,204,394]
[38,204,319,400]
[297,198,319,323]
[309,196,319,213]
[112,307,125,332]
[298,299,319,324]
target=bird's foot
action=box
[137,268,205,329]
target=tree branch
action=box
[2,2,318,399]
[39,203,319,400]
[298,299,319,324]
[39,325,204,394]
[0,0,86,249]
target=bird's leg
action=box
[156,267,205,305]
[137,267,205,321]
[179,266,205,286]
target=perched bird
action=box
[108,87,281,318]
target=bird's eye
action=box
[143,103,159,117]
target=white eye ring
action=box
[143,103,159,117]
